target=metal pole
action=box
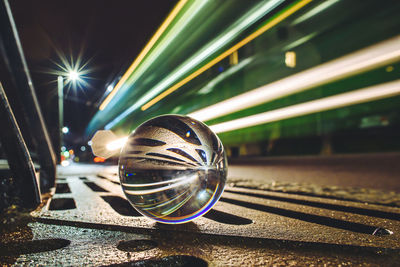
[0,82,41,209]
[1,0,56,191]
[58,75,63,161]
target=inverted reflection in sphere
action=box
[119,115,227,224]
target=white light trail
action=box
[104,0,284,129]
[139,0,283,105]
[209,79,400,133]
[189,36,400,122]
[291,0,340,25]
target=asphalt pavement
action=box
[228,152,400,192]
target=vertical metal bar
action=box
[0,83,41,210]
[58,76,64,159]
[0,0,56,191]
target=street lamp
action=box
[58,70,81,160]
[68,70,79,81]
[58,75,64,158]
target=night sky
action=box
[9,0,177,146]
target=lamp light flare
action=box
[46,46,92,93]
[68,70,79,81]
[106,136,129,151]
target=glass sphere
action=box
[119,115,227,224]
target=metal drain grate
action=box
[20,165,400,265]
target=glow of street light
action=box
[68,70,80,81]
[62,126,69,134]
[46,47,92,91]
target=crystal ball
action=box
[118,115,227,224]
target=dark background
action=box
[9,0,177,147]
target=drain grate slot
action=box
[49,198,76,210]
[204,209,252,225]
[55,183,71,194]
[225,189,400,221]
[221,197,390,235]
[101,196,141,216]
[84,182,109,192]
[105,255,208,267]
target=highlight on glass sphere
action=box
[118,115,227,224]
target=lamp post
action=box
[58,75,64,160]
[57,70,80,162]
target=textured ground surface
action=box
[1,154,400,266]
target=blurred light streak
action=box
[283,31,317,50]
[292,0,340,25]
[105,0,306,130]
[189,35,400,122]
[209,79,400,133]
[140,0,312,111]
[106,136,128,151]
[197,58,253,95]
[140,0,285,110]
[99,0,188,111]
[120,1,209,91]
